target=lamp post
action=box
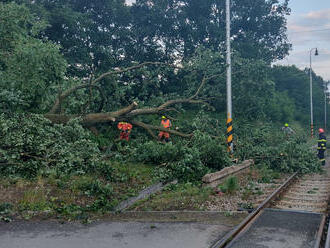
[226,0,233,154]
[325,82,328,133]
[325,90,327,133]
[309,48,318,138]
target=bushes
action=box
[192,131,231,169]
[133,141,186,164]
[124,131,231,182]
[235,122,320,173]
[0,114,112,179]
[0,112,318,184]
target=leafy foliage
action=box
[118,130,232,182]
[0,1,327,218]
[0,114,112,179]
[272,65,326,126]
[235,122,321,173]
[0,2,67,113]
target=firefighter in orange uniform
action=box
[158,116,172,142]
[117,122,133,141]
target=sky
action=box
[276,0,330,81]
[125,0,330,80]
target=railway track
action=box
[211,164,330,248]
[274,173,330,213]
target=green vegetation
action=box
[218,176,239,194]
[241,180,265,201]
[0,1,327,219]
[0,163,156,220]
[0,203,13,222]
[0,114,111,179]
[130,183,213,211]
[235,123,320,173]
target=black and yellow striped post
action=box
[311,124,314,138]
[226,116,233,154]
[225,0,233,155]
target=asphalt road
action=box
[0,220,232,248]
[227,209,322,248]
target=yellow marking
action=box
[227,126,233,132]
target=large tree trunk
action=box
[45,102,138,126]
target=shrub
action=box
[125,131,231,182]
[0,113,112,179]
[235,122,320,173]
[218,176,239,194]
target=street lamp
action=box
[325,82,328,133]
[309,48,318,138]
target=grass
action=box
[0,163,287,219]
[307,190,316,194]
[0,161,157,221]
[257,166,281,183]
[218,176,239,194]
[129,183,213,211]
[19,189,50,211]
[129,166,287,212]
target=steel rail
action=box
[314,214,326,248]
[325,216,330,248]
[210,171,298,248]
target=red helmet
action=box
[319,128,324,133]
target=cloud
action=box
[288,9,330,29]
[306,9,330,20]
[276,48,330,81]
[276,9,330,80]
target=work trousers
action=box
[120,131,130,141]
[158,131,170,142]
[318,150,326,165]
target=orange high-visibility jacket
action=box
[161,119,171,129]
[117,122,132,131]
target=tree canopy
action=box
[0,0,327,128]
[10,0,291,78]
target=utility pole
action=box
[226,0,233,154]
[309,48,318,138]
[325,91,327,132]
[325,82,328,132]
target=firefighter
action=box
[317,128,326,166]
[158,116,172,143]
[117,122,133,141]
[281,123,295,135]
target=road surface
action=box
[0,220,233,248]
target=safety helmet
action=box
[162,116,166,119]
[319,128,325,134]
[284,123,289,127]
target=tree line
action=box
[0,0,328,131]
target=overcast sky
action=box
[276,0,330,81]
[125,0,330,80]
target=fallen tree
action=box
[45,62,222,139]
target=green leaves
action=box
[0,2,67,113]
[115,129,231,182]
[0,114,111,179]
[0,2,46,53]
[235,122,320,173]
